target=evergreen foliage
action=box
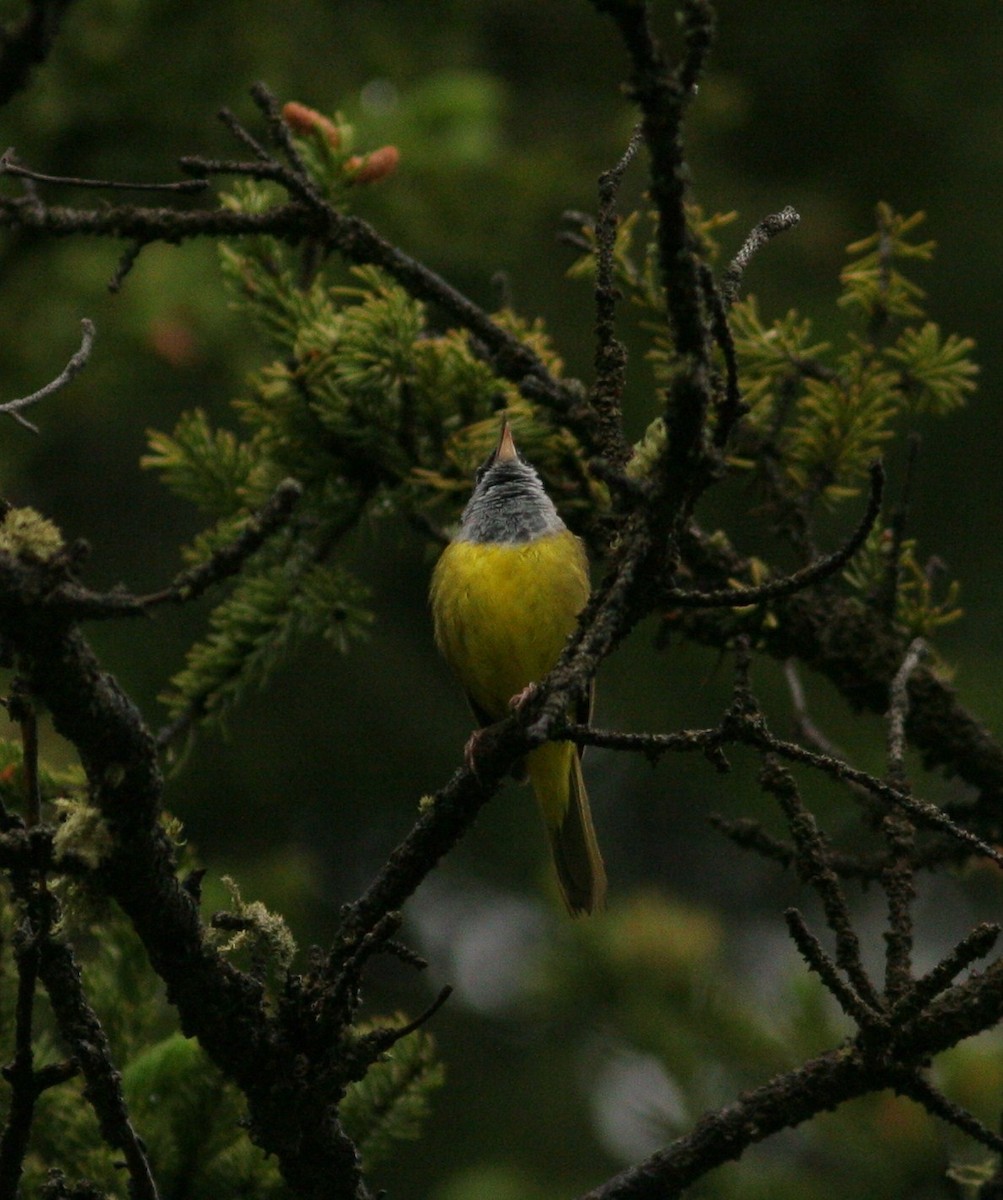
[0,5,1000,1199]
[145,155,595,739]
[340,1019,445,1172]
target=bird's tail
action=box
[529,741,606,916]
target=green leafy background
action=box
[1,2,1002,1197]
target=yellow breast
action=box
[430,530,589,722]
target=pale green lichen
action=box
[213,875,296,972]
[625,417,666,481]
[52,797,115,868]
[0,506,63,561]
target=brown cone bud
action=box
[281,101,341,148]
[346,144,400,185]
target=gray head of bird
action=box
[455,418,566,545]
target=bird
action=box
[429,416,606,915]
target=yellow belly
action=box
[430,531,589,721]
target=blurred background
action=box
[2,1,1003,1196]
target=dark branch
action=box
[893,1071,1003,1155]
[784,907,879,1025]
[37,935,161,1200]
[892,923,1000,1023]
[663,461,883,608]
[0,0,78,107]
[591,0,714,361]
[702,262,745,449]
[0,91,583,437]
[42,478,303,621]
[881,640,926,1000]
[739,716,1003,870]
[761,758,882,1012]
[678,523,1003,824]
[0,919,42,1199]
[590,124,643,468]
[352,987,453,1060]
[576,956,1003,1200]
[139,478,303,607]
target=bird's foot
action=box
[464,728,488,777]
[509,682,539,711]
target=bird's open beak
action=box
[494,416,518,463]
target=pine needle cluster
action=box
[568,199,975,640]
[145,167,597,741]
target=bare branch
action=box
[887,638,927,786]
[893,1071,1003,1155]
[0,920,42,1199]
[140,479,304,606]
[0,0,78,107]
[761,758,882,1012]
[739,715,1003,870]
[893,922,1000,1023]
[663,461,884,608]
[0,319,94,432]
[42,478,303,622]
[702,261,745,449]
[590,0,714,362]
[37,935,161,1200]
[590,123,643,468]
[576,956,1003,1200]
[0,149,209,194]
[783,659,847,760]
[721,206,800,307]
[784,907,880,1025]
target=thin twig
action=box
[887,638,927,787]
[0,921,41,1200]
[591,0,715,374]
[702,261,746,448]
[892,923,1000,1023]
[1,134,578,431]
[662,461,883,608]
[746,723,1003,870]
[709,814,900,880]
[37,935,161,1200]
[43,477,303,620]
[893,1071,1003,1155]
[137,478,303,607]
[882,639,926,1000]
[783,660,847,760]
[785,908,881,1026]
[0,319,94,433]
[109,241,144,293]
[590,123,643,468]
[881,808,916,1004]
[878,431,921,620]
[0,150,209,194]
[561,721,720,761]
[216,105,272,163]
[353,986,453,1058]
[721,206,801,307]
[761,757,883,1013]
[249,80,311,181]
